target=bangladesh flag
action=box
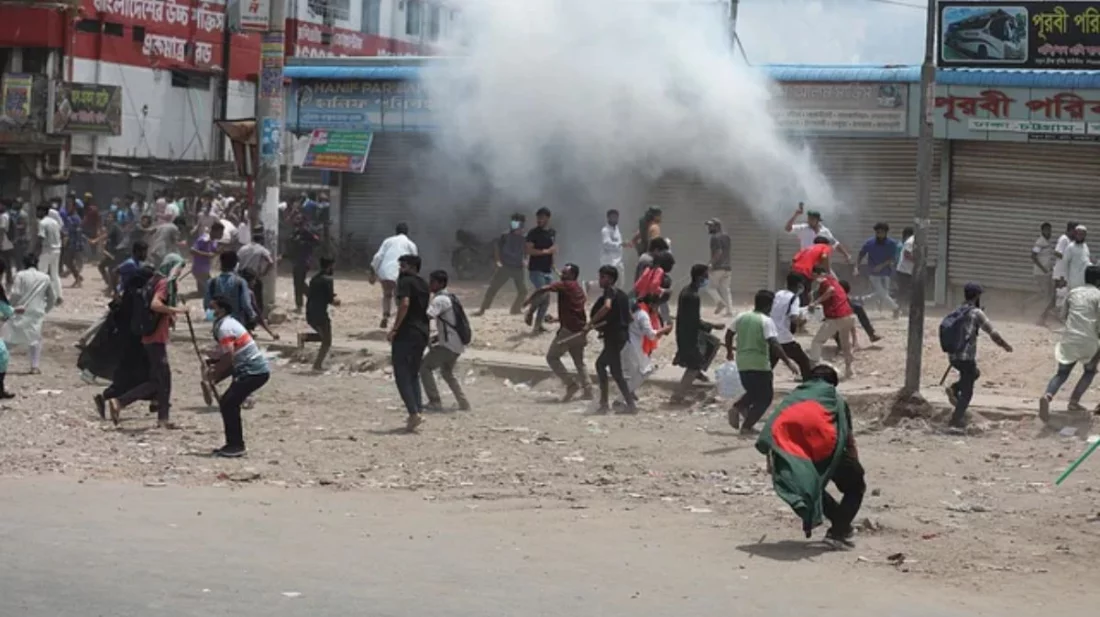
[755,379,851,534]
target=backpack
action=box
[938,305,974,354]
[130,271,163,337]
[439,292,472,346]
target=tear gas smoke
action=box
[412,0,916,270]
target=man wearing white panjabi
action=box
[370,222,418,329]
[5,253,57,374]
[37,205,64,305]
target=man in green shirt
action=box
[724,290,800,435]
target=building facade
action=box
[0,0,454,200]
[283,58,1100,306]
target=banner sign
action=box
[775,83,908,135]
[1,73,32,127]
[934,85,1100,141]
[50,82,122,135]
[938,1,1100,70]
[287,79,433,132]
[239,0,269,31]
[301,129,373,172]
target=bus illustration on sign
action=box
[942,6,1028,63]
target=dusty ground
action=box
[53,265,1074,407]
[1,316,1099,601]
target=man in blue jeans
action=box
[854,222,900,318]
[525,207,557,334]
[388,254,431,433]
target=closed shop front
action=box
[948,141,1100,291]
[776,137,943,278]
[645,172,773,293]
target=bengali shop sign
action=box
[301,129,373,172]
[50,82,122,135]
[938,1,1100,69]
[933,85,1100,141]
[288,79,433,132]
[1,73,32,127]
[775,82,908,135]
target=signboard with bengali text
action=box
[301,129,373,172]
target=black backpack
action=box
[439,292,472,346]
[938,305,974,354]
[130,270,163,337]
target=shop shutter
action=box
[644,171,773,293]
[340,133,430,265]
[948,141,1100,291]
[777,138,944,269]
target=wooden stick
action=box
[559,322,604,344]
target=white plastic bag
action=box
[715,361,745,400]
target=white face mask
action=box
[510,220,521,230]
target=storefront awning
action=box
[283,65,424,81]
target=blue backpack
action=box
[939,306,974,354]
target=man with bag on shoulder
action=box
[421,269,471,412]
[940,282,1013,430]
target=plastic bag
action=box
[715,361,745,400]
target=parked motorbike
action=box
[451,229,496,280]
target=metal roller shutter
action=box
[948,141,1100,291]
[777,138,943,268]
[644,172,773,293]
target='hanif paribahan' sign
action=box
[301,129,374,173]
[938,1,1100,70]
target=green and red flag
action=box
[755,379,851,533]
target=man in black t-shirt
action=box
[301,257,340,372]
[525,207,557,333]
[388,253,431,432]
[588,265,635,414]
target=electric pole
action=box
[902,0,938,396]
[254,0,286,310]
[728,0,739,49]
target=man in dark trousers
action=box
[475,213,527,316]
[288,211,320,313]
[670,264,724,405]
[300,257,339,372]
[388,254,431,432]
[525,207,557,333]
[587,265,635,413]
[944,282,1013,429]
[757,364,865,548]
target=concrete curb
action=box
[52,316,1040,422]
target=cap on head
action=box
[1076,224,1088,232]
[963,282,983,300]
[706,218,721,230]
[807,209,822,220]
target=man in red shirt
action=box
[806,268,856,379]
[524,263,591,401]
[791,237,833,305]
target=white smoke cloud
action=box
[422,0,842,230]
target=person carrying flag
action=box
[755,364,865,548]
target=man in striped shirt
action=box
[207,295,271,458]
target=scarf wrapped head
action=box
[157,252,185,306]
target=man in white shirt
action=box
[371,222,419,329]
[783,201,852,262]
[36,204,63,304]
[421,270,470,412]
[0,199,14,286]
[1064,225,1091,291]
[1052,221,1076,287]
[1032,222,1057,325]
[895,226,915,316]
[1040,264,1100,423]
[600,209,626,287]
[769,273,813,381]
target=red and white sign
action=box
[76,0,227,72]
[238,0,268,32]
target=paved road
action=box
[0,478,1072,617]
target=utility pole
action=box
[728,0,739,48]
[903,0,938,396]
[254,0,286,310]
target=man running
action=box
[806,270,856,380]
[288,212,320,313]
[206,294,271,458]
[388,254,430,432]
[771,273,814,381]
[670,264,723,405]
[588,265,635,413]
[724,290,800,435]
[895,226,915,316]
[237,228,274,310]
[854,222,900,317]
[189,221,222,300]
[756,364,865,548]
[475,213,527,316]
[1039,265,1100,423]
[525,263,590,401]
[421,269,471,412]
[942,283,1013,429]
[301,257,339,372]
[790,236,833,306]
[372,223,418,329]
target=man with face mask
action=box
[475,213,527,316]
[854,222,900,317]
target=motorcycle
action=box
[451,229,497,280]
